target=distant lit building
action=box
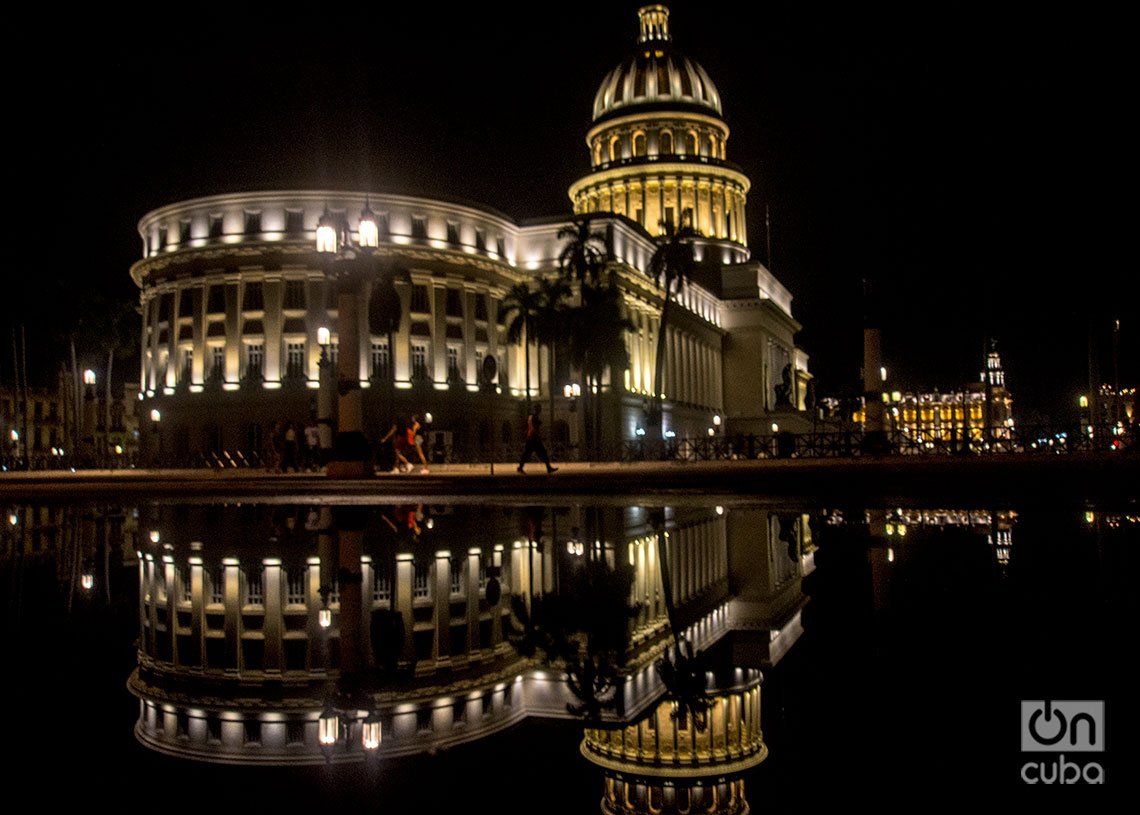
[130,5,812,464]
[822,345,1015,450]
[1,372,140,469]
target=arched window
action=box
[633,132,646,157]
[687,130,699,155]
[659,130,673,155]
[593,142,602,165]
[609,135,621,161]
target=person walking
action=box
[517,407,557,474]
[380,418,413,473]
[407,414,430,474]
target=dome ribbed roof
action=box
[592,5,722,122]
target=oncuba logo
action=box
[1020,700,1105,784]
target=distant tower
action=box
[570,4,751,261]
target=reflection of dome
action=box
[592,5,722,122]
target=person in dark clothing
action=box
[517,407,557,474]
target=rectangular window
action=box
[210,346,225,382]
[446,222,460,244]
[413,563,430,599]
[286,571,306,606]
[474,349,484,384]
[284,209,304,235]
[178,291,194,317]
[411,215,427,239]
[285,341,305,379]
[180,349,193,384]
[411,344,428,381]
[283,280,306,310]
[243,282,264,311]
[158,293,173,322]
[445,288,463,317]
[474,294,488,321]
[244,568,264,606]
[178,220,191,245]
[157,225,168,251]
[495,237,506,258]
[664,207,675,228]
[209,566,225,605]
[208,214,224,238]
[474,228,486,251]
[207,285,225,313]
[447,347,461,382]
[286,720,306,746]
[244,211,262,235]
[450,559,463,596]
[372,565,391,604]
[410,285,430,313]
[370,340,390,380]
[244,343,264,380]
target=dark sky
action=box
[8,1,1134,421]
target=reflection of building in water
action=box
[2,502,138,592]
[825,507,1016,568]
[582,668,766,815]
[128,497,807,805]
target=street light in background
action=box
[563,382,581,412]
[149,408,162,467]
[316,326,335,469]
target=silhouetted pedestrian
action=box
[517,407,556,474]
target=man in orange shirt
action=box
[517,407,557,474]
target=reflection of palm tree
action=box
[501,282,543,416]
[557,215,608,285]
[649,508,711,730]
[568,283,633,460]
[648,222,699,439]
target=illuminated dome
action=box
[592,5,723,122]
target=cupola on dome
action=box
[592,5,723,122]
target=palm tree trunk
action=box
[523,320,532,417]
[105,348,114,464]
[549,344,556,459]
[653,294,673,440]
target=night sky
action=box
[9,1,1134,422]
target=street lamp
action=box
[563,382,581,412]
[316,326,335,468]
[316,204,373,478]
[149,408,162,467]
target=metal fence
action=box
[2,424,1132,471]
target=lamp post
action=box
[83,369,97,467]
[316,326,335,469]
[149,408,162,468]
[316,202,381,479]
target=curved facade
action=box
[131,5,812,464]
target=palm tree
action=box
[500,281,543,417]
[533,277,572,442]
[568,282,633,460]
[557,215,608,285]
[647,221,699,440]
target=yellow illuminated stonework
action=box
[582,669,766,815]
